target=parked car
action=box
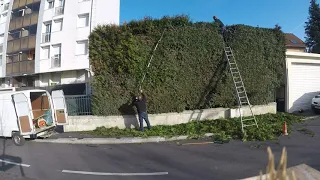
[311,94,320,113]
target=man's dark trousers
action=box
[138,112,151,131]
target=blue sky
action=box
[120,0,310,41]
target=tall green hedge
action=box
[89,15,285,116]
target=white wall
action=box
[92,0,120,28]
[286,51,320,112]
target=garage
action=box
[286,52,320,113]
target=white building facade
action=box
[0,0,119,94]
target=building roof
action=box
[285,33,306,48]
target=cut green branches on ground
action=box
[86,113,303,141]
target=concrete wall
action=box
[64,102,277,132]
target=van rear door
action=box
[12,93,33,134]
[51,90,68,125]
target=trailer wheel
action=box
[12,132,26,146]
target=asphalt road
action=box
[1,117,320,180]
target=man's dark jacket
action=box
[133,94,147,113]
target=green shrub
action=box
[89,15,285,116]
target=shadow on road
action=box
[0,138,26,177]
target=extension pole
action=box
[138,30,166,91]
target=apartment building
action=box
[0,0,120,94]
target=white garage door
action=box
[290,63,320,112]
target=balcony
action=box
[42,33,51,43]
[55,6,64,16]
[51,54,61,68]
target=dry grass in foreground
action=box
[258,147,296,180]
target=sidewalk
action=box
[34,132,215,144]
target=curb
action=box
[33,133,214,145]
[303,116,319,121]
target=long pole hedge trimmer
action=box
[138,29,166,91]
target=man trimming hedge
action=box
[132,90,152,131]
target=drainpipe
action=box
[89,0,94,33]
[85,0,94,95]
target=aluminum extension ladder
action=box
[224,46,258,134]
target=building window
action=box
[53,19,63,32]
[3,3,9,11]
[76,40,88,55]
[47,0,54,9]
[41,46,50,59]
[77,14,89,28]
[42,22,52,43]
[0,45,3,53]
[51,44,61,68]
[0,55,2,66]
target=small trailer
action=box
[0,89,68,146]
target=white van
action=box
[0,89,68,146]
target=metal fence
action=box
[65,95,92,116]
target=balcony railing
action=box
[42,33,51,43]
[51,54,61,68]
[55,6,64,16]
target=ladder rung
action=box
[243,124,257,127]
[236,86,243,89]
[238,91,245,94]
[242,118,255,122]
[232,72,240,74]
[230,68,237,70]
[239,96,247,99]
[235,81,242,84]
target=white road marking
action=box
[62,170,168,176]
[0,159,30,167]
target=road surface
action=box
[1,117,320,180]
